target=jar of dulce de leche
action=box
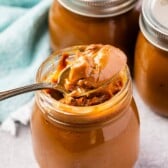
[31,45,140,168]
[134,0,168,116]
[49,0,141,71]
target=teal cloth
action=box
[0,0,52,122]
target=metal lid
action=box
[140,0,168,51]
[58,0,138,18]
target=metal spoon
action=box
[0,66,123,101]
[0,67,70,101]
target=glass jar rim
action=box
[35,45,132,126]
[58,0,138,18]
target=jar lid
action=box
[58,0,138,17]
[140,0,168,51]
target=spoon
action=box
[0,66,122,101]
[0,54,127,100]
[0,67,71,101]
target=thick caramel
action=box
[46,44,127,106]
[134,32,168,116]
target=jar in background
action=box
[31,46,140,168]
[49,0,140,71]
[134,0,168,116]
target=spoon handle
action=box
[0,83,52,101]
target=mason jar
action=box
[49,0,141,71]
[134,0,168,116]
[31,45,140,168]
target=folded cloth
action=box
[0,0,53,134]
[0,0,40,8]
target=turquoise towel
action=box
[0,0,52,122]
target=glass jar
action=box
[31,45,140,168]
[49,0,141,71]
[134,0,168,116]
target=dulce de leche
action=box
[134,0,168,116]
[31,44,140,168]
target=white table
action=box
[0,126,38,168]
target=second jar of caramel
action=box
[49,0,140,70]
[134,0,168,116]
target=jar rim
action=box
[35,45,132,126]
[140,0,168,51]
[58,0,138,18]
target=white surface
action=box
[0,125,38,168]
[0,88,168,168]
[134,88,168,168]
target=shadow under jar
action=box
[49,0,141,72]
[134,0,168,116]
[31,45,140,168]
